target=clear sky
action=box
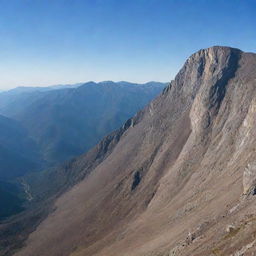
[0,0,255,89]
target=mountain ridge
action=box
[0,81,165,166]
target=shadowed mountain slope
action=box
[0,116,41,220]
[0,115,41,180]
[0,181,25,221]
[2,46,256,256]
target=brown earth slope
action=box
[7,46,256,255]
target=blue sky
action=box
[0,0,255,89]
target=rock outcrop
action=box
[243,162,256,195]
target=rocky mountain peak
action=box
[163,47,243,137]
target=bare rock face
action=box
[240,97,256,195]
[189,47,240,133]
[243,162,256,194]
[3,46,256,256]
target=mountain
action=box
[0,115,41,181]
[0,83,83,94]
[0,81,165,165]
[0,181,25,220]
[2,46,256,256]
[0,115,40,220]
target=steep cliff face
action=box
[8,46,256,256]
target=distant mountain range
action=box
[0,81,166,177]
[0,82,83,94]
